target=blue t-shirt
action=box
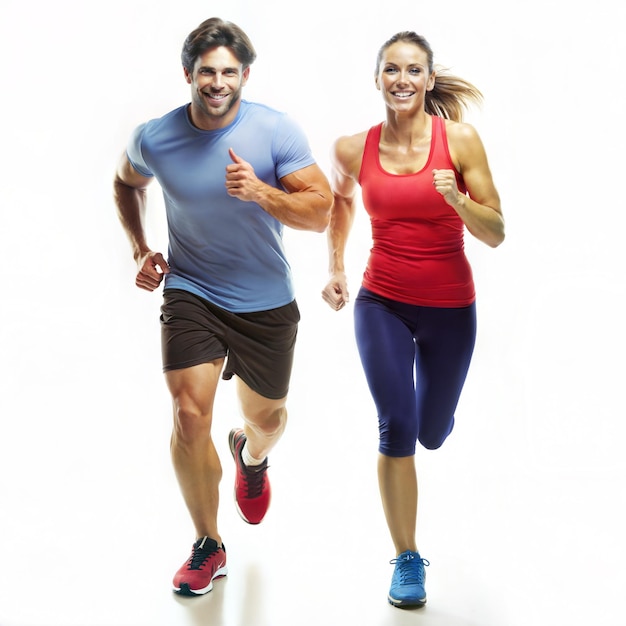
[126,100,316,312]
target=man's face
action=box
[184,46,250,129]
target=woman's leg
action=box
[354,290,420,552]
[378,454,418,554]
[414,303,477,450]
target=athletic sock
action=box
[241,442,265,467]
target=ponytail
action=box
[426,67,483,122]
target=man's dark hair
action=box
[181,17,257,73]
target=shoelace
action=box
[389,553,430,585]
[188,537,219,570]
[242,460,268,498]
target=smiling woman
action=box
[375,31,483,122]
[321,29,504,609]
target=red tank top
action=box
[358,116,475,307]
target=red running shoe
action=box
[228,428,271,524]
[172,537,227,596]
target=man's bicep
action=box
[280,163,331,197]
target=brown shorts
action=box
[160,289,300,400]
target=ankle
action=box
[241,442,266,467]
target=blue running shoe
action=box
[388,550,430,608]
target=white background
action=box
[1,0,625,624]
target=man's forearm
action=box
[254,184,331,233]
[113,178,150,261]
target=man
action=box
[113,17,332,596]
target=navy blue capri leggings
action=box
[354,287,477,457]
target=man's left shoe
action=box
[388,550,430,608]
[228,428,271,524]
[172,536,227,596]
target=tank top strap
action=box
[430,115,465,193]
[431,115,445,154]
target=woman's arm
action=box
[321,133,366,310]
[438,121,505,248]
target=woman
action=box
[322,31,504,608]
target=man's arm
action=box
[113,153,170,291]
[225,149,332,232]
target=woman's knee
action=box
[378,417,418,457]
[417,415,455,450]
[378,411,454,454]
[418,436,445,451]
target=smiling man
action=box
[113,17,332,596]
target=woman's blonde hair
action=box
[376,31,482,122]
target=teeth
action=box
[394,92,414,98]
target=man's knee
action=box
[242,403,287,436]
[172,395,213,442]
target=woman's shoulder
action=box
[442,118,489,171]
[443,118,480,145]
[334,128,370,151]
[332,129,371,172]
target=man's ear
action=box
[241,66,251,86]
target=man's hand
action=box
[225,148,263,202]
[135,251,170,292]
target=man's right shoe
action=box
[388,550,430,608]
[228,428,271,524]
[172,536,227,596]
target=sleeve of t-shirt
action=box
[125,123,154,178]
[272,114,316,180]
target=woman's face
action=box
[376,41,435,114]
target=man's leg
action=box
[167,360,230,597]
[166,360,225,542]
[227,378,287,524]
[236,377,288,460]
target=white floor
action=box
[1,292,624,626]
[2,0,626,623]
